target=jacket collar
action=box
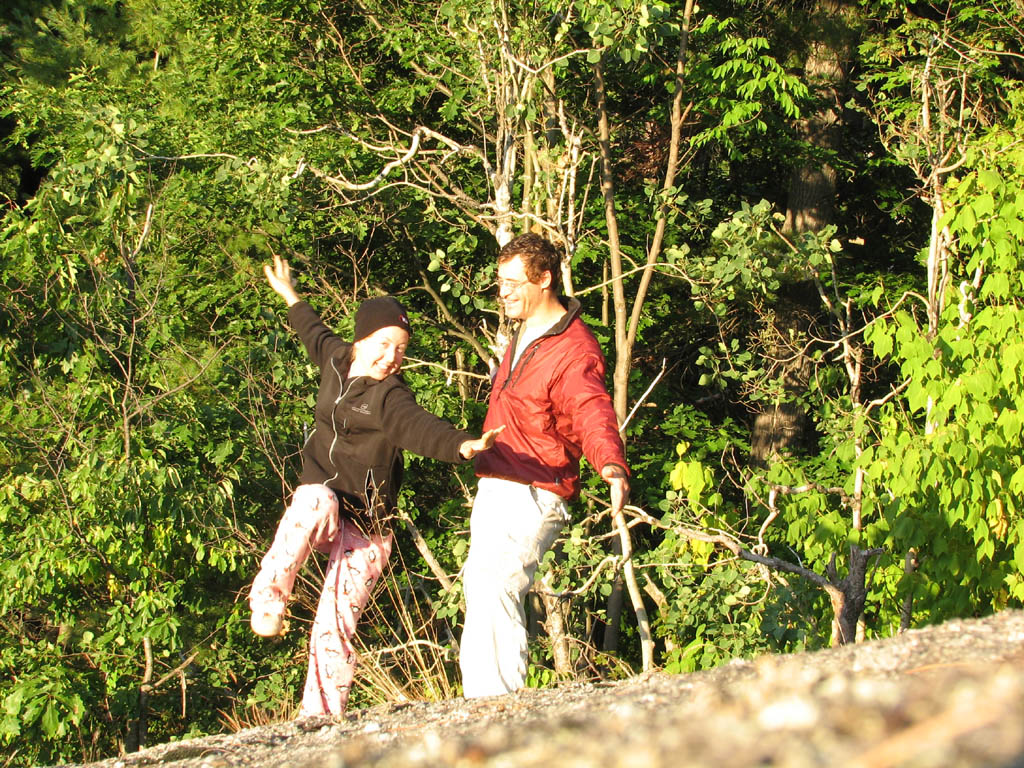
[551,297,582,335]
[509,296,581,349]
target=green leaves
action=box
[688,25,809,151]
[1,637,88,744]
[857,120,1024,621]
[0,0,336,761]
[668,440,723,512]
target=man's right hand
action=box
[264,253,301,307]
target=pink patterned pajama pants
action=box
[249,483,393,717]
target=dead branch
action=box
[620,358,667,433]
[417,270,495,367]
[139,650,200,695]
[396,509,454,592]
[535,555,621,598]
[622,504,837,593]
[303,125,489,192]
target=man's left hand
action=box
[601,464,630,514]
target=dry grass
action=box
[218,695,299,733]
[240,513,461,719]
[349,537,460,708]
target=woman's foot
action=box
[251,608,284,637]
[249,584,287,637]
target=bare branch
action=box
[535,555,621,598]
[139,650,200,695]
[396,509,454,591]
[619,358,667,434]
[402,358,490,381]
[303,126,489,192]
[622,504,838,593]
[416,270,495,368]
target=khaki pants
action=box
[249,484,392,716]
[459,477,567,698]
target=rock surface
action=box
[59,609,1024,768]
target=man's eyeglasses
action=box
[495,276,533,292]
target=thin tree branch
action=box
[619,358,667,434]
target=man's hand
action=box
[459,425,506,459]
[601,464,630,514]
[264,253,301,307]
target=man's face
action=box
[497,255,547,321]
[352,325,409,380]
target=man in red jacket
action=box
[461,233,630,697]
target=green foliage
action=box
[862,135,1024,617]
[0,1,344,763]
[689,22,809,152]
[2,0,1023,762]
[649,405,806,668]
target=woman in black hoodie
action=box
[250,254,501,717]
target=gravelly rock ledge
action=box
[57,609,1024,768]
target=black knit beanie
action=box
[353,296,412,341]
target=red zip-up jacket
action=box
[475,297,628,501]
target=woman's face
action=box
[351,325,409,380]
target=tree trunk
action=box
[539,580,573,679]
[783,163,838,234]
[642,577,676,656]
[898,549,919,634]
[826,545,876,646]
[749,282,817,464]
[127,636,153,752]
[781,0,850,234]
[594,57,630,422]
[593,56,653,667]
[625,0,695,351]
[601,546,624,653]
[752,0,856,464]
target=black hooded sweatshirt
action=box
[287,301,471,519]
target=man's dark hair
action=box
[499,232,562,294]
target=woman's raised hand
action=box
[264,253,301,307]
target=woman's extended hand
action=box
[459,425,506,459]
[264,253,301,307]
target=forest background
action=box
[1,0,1022,765]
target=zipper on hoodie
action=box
[325,356,355,484]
